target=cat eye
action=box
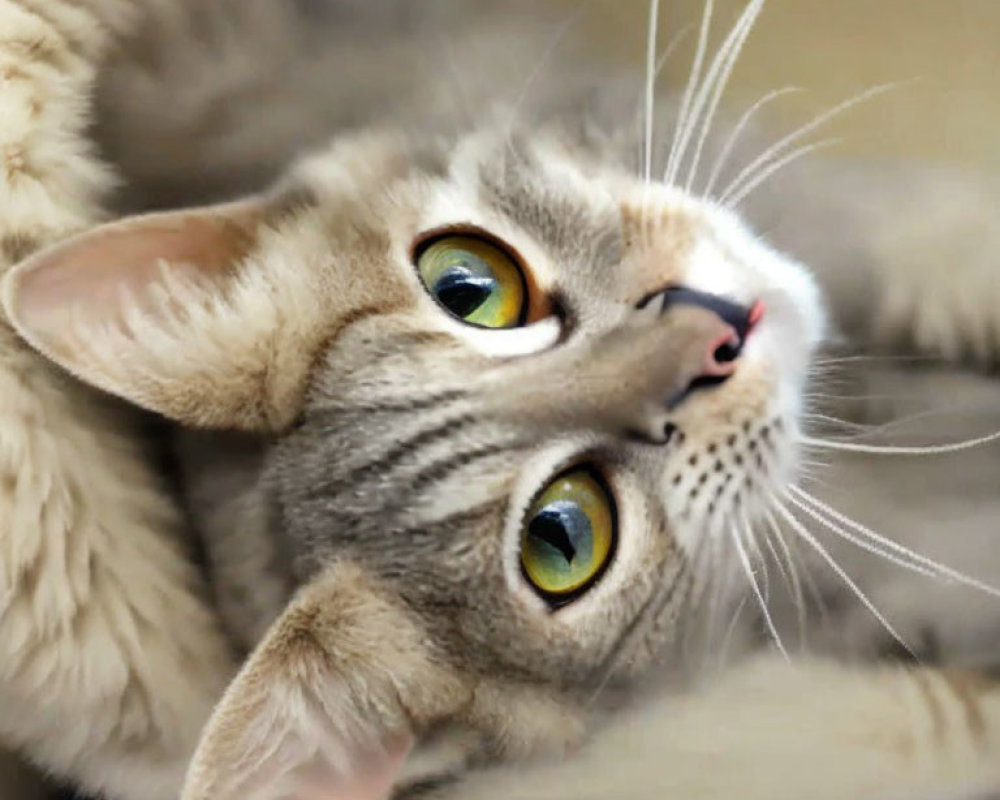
[414,233,527,329]
[521,467,616,605]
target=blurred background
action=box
[558,0,1000,170]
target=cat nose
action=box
[638,286,764,404]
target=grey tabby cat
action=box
[2,1,1000,799]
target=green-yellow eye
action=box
[416,234,526,328]
[521,468,616,603]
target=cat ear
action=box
[1,196,327,430]
[181,562,467,800]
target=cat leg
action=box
[750,159,1000,367]
[430,656,1000,800]
[0,2,234,799]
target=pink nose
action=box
[700,300,764,378]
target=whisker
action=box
[760,530,786,606]
[731,522,788,659]
[785,490,938,580]
[665,0,715,183]
[717,595,749,669]
[812,353,939,366]
[723,137,840,207]
[430,32,475,129]
[638,23,694,181]
[769,494,915,658]
[654,23,695,78]
[643,0,661,183]
[703,86,801,198]
[704,528,732,661]
[799,429,1000,455]
[789,486,1000,598]
[741,508,771,603]
[764,507,807,644]
[504,11,584,157]
[680,530,715,662]
[718,83,897,203]
[682,0,767,191]
[807,407,994,443]
[801,412,872,432]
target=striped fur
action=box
[0,2,999,800]
[0,2,234,799]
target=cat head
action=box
[2,120,824,798]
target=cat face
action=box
[2,120,824,797]
[270,126,824,679]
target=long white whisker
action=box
[705,529,729,655]
[683,0,766,191]
[784,490,938,580]
[703,86,801,197]
[680,532,716,665]
[761,515,792,594]
[731,523,788,660]
[801,412,872,432]
[665,0,714,183]
[643,0,661,183]
[769,495,914,658]
[670,0,761,185]
[799,429,1000,455]
[764,508,807,644]
[642,24,696,180]
[773,511,830,622]
[654,23,695,78]
[505,12,582,156]
[724,137,839,207]
[790,486,1000,598]
[741,509,771,603]
[760,527,787,606]
[718,84,896,202]
[718,595,749,668]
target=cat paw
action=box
[870,170,1000,368]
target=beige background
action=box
[564,0,1000,170]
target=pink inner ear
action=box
[295,733,413,800]
[11,212,246,341]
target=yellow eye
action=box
[521,468,616,603]
[415,234,526,328]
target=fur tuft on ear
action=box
[1,195,348,430]
[181,562,470,800]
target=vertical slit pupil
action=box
[435,271,493,317]
[529,512,577,564]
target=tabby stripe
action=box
[305,300,409,395]
[403,439,533,501]
[356,440,532,526]
[311,413,478,499]
[313,388,466,418]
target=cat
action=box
[0,1,236,799]
[2,1,1000,799]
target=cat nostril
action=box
[713,338,742,364]
[705,329,742,376]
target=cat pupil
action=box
[530,503,591,564]
[435,268,494,318]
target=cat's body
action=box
[0,2,236,799]
[1,1,1000,800]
